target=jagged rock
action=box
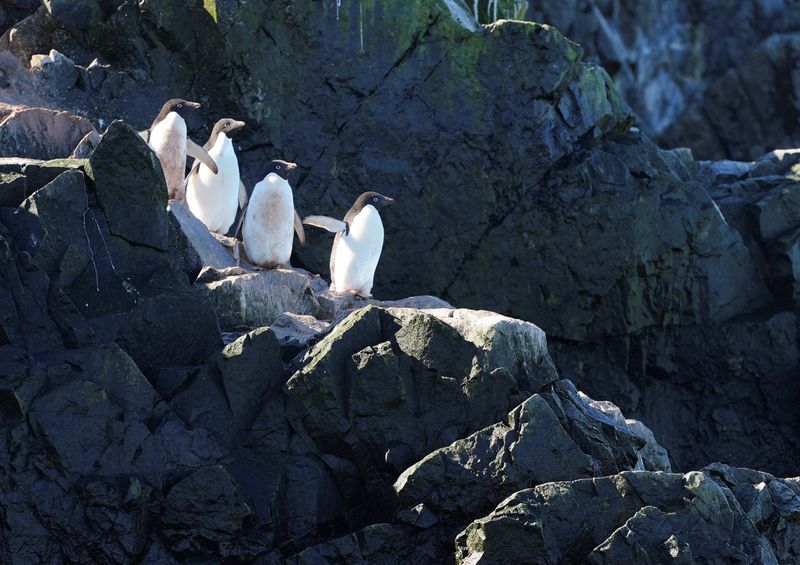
[286,524,415,565]
[161,465,267,559]
[394,382,669,522]
[281,304,561,542]
[170,327,283,444]
[29,48,77,92]
[456,469,781,564]
[704,463,800,563]
[0,106,95,160]
[0,342,226,563]
[2,121,221,377]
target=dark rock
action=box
[162,465,263,559]
[395,382,668,524]
[170,327,283,445]
[286,524,415,565]
[704,463,800,563]
[85,120,168,251]
[43,0,102,34]
[0,170,25,206]
[456,469,779,564]
[525,0,800,161]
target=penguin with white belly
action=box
[185,118,247,234]
[303,191,395,298]
[241,160,306,269]
[140,98,218,201]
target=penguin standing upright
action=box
[140,98,218,201]
[185,118,247,234]
[303,191,394,298]
[241,160,306,269]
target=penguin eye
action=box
[176,103,183,109]
[373,197,379,202]
[276,165,281,170]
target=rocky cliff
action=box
[1,1,799,563]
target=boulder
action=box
[0,106,95,160]
[394,383,669,521]
[197,266,323,331]
[29,48,78,92]
[85,120,168,250]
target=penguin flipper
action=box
[238,181,248,210]
[138,129,150,143]
[184,158,201,189]
[187,139,219,174]
[302,215,348,234]
[294,210,306,246]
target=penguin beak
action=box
[187,101,202,110]
[384,196,395,205]
[232,120,246,131]
[286,162,298,173]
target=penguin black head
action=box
[356,191,395,211]
[263,159,297,181]
[160,98,201,120]
[211,118,246,140]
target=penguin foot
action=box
[352,290,373,300]
[233,243,241,266]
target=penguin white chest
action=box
[149,112,187,200]
[186,134,239,233]
[242,174,295,268]
[332,205,384,295]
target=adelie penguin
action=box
[185,118,247,234]
[240,160,305,269]
[140,98,218,201]
[304,191,395,298]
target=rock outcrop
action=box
[455,466,800,564]
[0,108,676,562]
[0,2,798,562]
[1,2,798,475]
